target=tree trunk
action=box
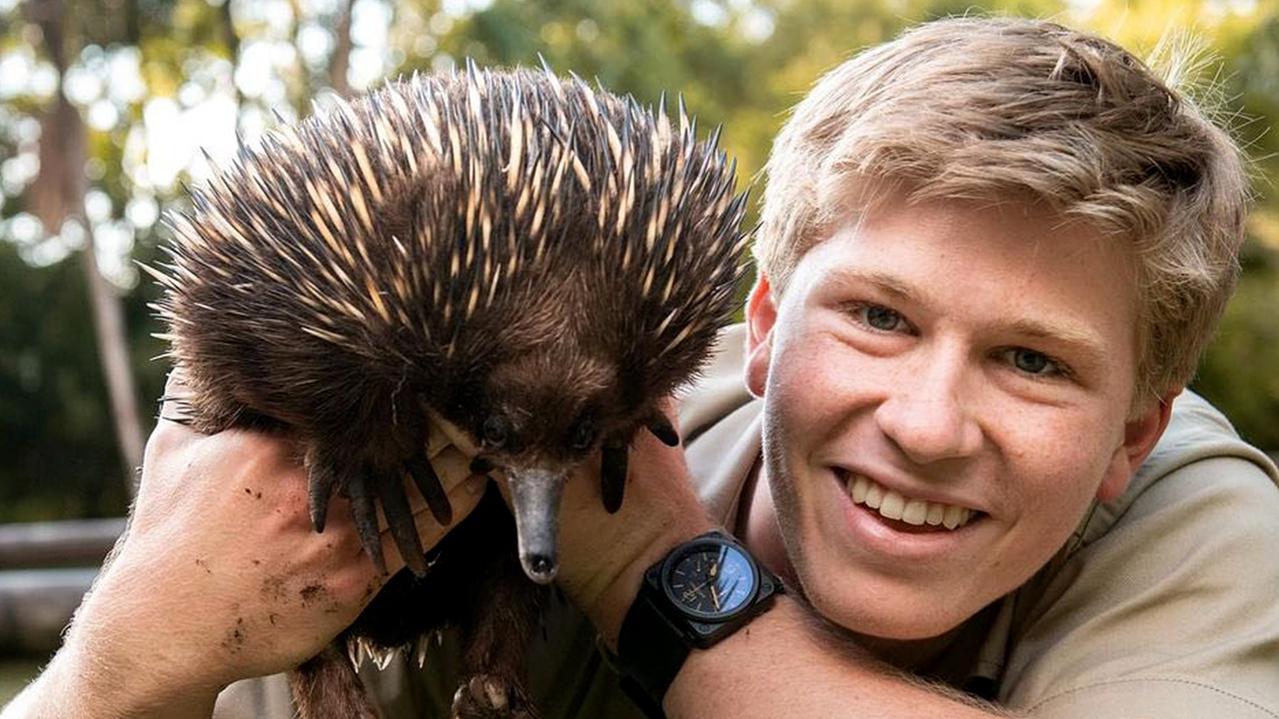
[219,0,244,131]
[286,0,314,113]
[28,0,145,497]
[80,227,145,495]
[329,0,355,98]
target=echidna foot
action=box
[451,674,536,719]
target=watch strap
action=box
[613,531,783,718]
[616,582,692,711]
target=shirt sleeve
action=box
[999,456,1279,718]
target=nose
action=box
[524,553,557,583]
[874,351,982,464]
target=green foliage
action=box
[1,0,1276,522]
[1192,251,1279,449]
[0,241,139,520]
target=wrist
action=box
[585,512,715,647]
[51,560,224,717]
[553,431,715,646]
[35,635,219,719]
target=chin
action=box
[795,554,975,642]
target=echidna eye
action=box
[482,415,509,448]
[569,420,596,452]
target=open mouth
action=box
[839,470,984,533]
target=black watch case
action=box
[645,532,781,648]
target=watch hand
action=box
[710,582,721,610]
[681,579,709,602]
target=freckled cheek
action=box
[1000,430,1111,533]
[771,333,874,425]
[762,404,825,542]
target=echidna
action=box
[150,63,747,718]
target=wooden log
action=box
[0,568,98,654]
[0,519,126,570]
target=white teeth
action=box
[843,473,977,530]
[901,499,927,526]
[851,475,869,504]
[879,491,905,520]
[925,502,945,526]
[864,482,884,509]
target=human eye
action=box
[998,347,1071,379]
[847,303,911,334]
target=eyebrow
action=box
[1005,316,1108,360]
[825,268,1111,367]
[827,269,921,304]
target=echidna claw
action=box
[600,442,628,514]
[645,414,680,447]
[346,469,386,574]
[376,467,428,577]
[306,451,337,533]
[407,454,453,526]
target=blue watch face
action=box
[664,542,758,620]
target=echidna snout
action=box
[506,466,567,584]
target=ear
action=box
[744,274,778,398]
[1096,388,1179,502]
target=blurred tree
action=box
[24,0,144,498]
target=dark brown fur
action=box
[151,65,747,717]
[290,644,380,719]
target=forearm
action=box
[0,555,222,719]
[1,640,218,719]
[579,518,1012,718]
[664,596,1014,718]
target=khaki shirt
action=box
[216,324,1279,717]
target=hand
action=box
[48,371,487,714]
[549,401,715,645]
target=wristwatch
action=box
[614,530,783,717]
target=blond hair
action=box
[757,17,1249,405]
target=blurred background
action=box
[0,0,1276,699]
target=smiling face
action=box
[745,192,1172,640]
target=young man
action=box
[6,16,1277,719]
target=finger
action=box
[158,367,196,424]
[430,447,483,491]
[378,473,487,575]
[426,410,482,456]
[144,416,198,462]
[370,446,471,532]
[376,467,428,577]
[145,370,202,461]
[415,474,488,548]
